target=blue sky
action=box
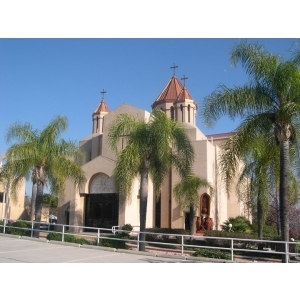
[1,38,298,156]
[1,38,298,196]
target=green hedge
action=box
[192,248,231,260]
[204,230,259,249]
[46,232,92,245]
[144,228,189,249]
[5,221,32,237]
[98,233,129,249]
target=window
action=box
[170,106,174,120]
[180,104,183,122]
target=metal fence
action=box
[0,218,299,263]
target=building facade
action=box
[0,154,26,220]
[57,75,249,232]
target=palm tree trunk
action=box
[139,168,148,251]
[189,205,195,236]
[257,198,263,240]
[30,182,37,221]
[34,181,44,238]
[279,140,290,263]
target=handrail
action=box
[1,218,299,263]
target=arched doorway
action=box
[84,173,118,230]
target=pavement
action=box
[2,233,297,263]
[0,234,207,263]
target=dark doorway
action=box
[155,193,161,228]
[84,194,118,231]
[185,212,190,231]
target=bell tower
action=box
[152,66,197,126]
[92,89,109,134]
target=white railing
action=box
[0,218,299,263]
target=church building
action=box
[57,72,249,233]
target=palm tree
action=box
[108,109,194,251]
[173,173,213,236]
[220,133,279,239]
[5,115,86,237]
[201,41,300,261]
[220,130,300,239]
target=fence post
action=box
[181,235,184,256]
[62,225,65,242]
[231,239,234,261]
[97,228,100,245]
[285,241,289,263]
[31,221,34,238]
[3,218,6,234]
[137,233,140,251]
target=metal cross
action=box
[181,75,188,86]
[100,89,106,100]
[170,63,178,76]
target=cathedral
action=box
[57,73,249,233]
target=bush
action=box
[64,234,77,243]
[47,232,63,241]
[6,221,32,236]
[221,216,253,233]
[204,230,259,249]
[192,248,231,260]
[98,233,129,249]
[122,224,133,232]
[142,228,189,249]
[74,238,93,245]
[46,232,91,245]
[0,220,3,233]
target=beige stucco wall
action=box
[0,179,25,220]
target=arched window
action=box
[180,104,183,122]
[170,106,174,120]
[188,105,190,123]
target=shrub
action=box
[98,233,129,249]
[6,221,32,236]
[64,234,77,243]
[122,224,133,232]
[0,220,3,233]
[142,228,189,249]
[74,238,92,245]
[252,223,280,239]
[46,232,91,245]
[47,232,63,241]
[204,230,259,249]
[192,248,231,260]
[221,216,253,233]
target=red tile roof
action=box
[152,76,195,108]
[93,99,109,115]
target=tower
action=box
[92,89,109,134]
[151,67,197,125]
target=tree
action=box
[202,41,300,262]
[43,193,58,208]
[108,109,194,251]
[5,115,86,237]
[173,173,213,236]
[220,133,279,239]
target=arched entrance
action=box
[196,193,213,232]
[84,173,118,230]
